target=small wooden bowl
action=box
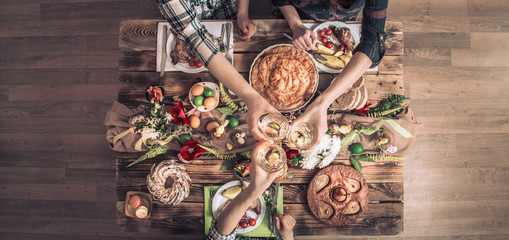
[125,191,153,219]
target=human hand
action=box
[275,214,296,240]
[248,143,280,194]
[245,96,280,142]
[237,16,257,40]
[290,98,329,150]
[290,24,317,51]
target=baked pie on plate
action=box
[249,44,318,112]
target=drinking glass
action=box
[256,141,287,173]
[286,122,316,150]
[258,113,290,142]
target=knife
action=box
[271,181,280,233]
[160,24,168,77]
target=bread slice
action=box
[349,88,362,110]
[354,86,368,110]
[349,76,365,91]
[336,90,356,110]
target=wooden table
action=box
[116,19,404,236]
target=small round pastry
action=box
[128,195,142,209]
[135,206,149,218]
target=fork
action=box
[209,188,218,220]
[224,22,233,64]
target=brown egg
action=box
[190,85,204,96]
[189,115,201,129]
[203,97,217,109]
[206,121,220,132]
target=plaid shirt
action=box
[272,0,388,66]
[154,0,237,67]
[206,220,283,240]
[206,221,237,240]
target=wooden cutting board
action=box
[307,165,369,226]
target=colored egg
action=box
[227,116,239,128]
[206,121,220,132]
[189,115,201,129]
[203,97,217,109]
[190,85,204,96]
[193,96,204,107]
[203,88,214,97]
[349,143,364,154]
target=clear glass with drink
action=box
[286,122,316,150]
[256,141,287,173]
[258,113,290,141]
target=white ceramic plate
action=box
[166,33,206,73]
[312,21,360,73]
[166,22,233,73]
[212,180,265,234]
[189,82,220,112]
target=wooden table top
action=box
[116,19,404,236]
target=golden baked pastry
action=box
[250,45,318,111]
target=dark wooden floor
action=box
[1,0,508,239]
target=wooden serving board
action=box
[307,165,369,226]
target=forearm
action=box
[237,0,250,19]
[207,53,261,104]
[316,52,372,108]
[278,5,303,31]
[215,185,263,235]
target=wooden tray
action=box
[307,165,369,226]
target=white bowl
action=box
[189,82,220,112]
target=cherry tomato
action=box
[326,29,333,36]
[242,212,246,218]
[240,220,248,228]
[339,45,345,51]
[188,61,195,67]
[321,36,328,44]
[249,218,256,226]
[325,42,334,49]
[190,53,196,58]
[195,60,203,68]
[318,30,325,37]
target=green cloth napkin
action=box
[204,184,283,237]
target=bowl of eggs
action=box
[189,82,219,112]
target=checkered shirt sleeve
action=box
[154,0,219,67]
[206,220,237,240]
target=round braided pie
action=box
[250,44,318,112]
[146,160,191,205]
